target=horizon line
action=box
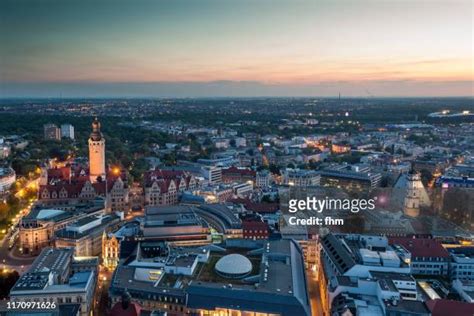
[1,95,473,100]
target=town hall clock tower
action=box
[88,117,106,182]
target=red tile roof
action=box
[39,183,83,197]
[92,182,107,195]
[47,167,70,181]
[426,299,474,316]
[242,220,269,231]
[389,237,450,258]
[144,168,192,191]
[39,177,125,199]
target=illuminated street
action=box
[308,269,324,316]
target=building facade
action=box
[390,237,450,276]
[60,123,75,140]
[19,204,104,255]
[144,169,197,206]
[320,168,381,192]
[9,248,97,316]
[256,170,272,188]
[108,176,129,213]
[102,234,120,270]
[282,168,321,187]
[221,166,256,184]
[55,214,121,257]
[44,123,61,141]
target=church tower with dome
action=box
[88,117,106,182]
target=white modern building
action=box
[319,233,430,315]
[232,182,253,197]
[202,166,222,185]
[61,123,75,140]
[449,248,474,281]
[9,248,97,316]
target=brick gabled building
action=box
[38,167,129,213]
[144,169,197,206]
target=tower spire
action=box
[90,117,103,141]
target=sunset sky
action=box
[0,0,473,97]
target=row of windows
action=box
[57,296,83,304]
[17,295,83,304]
[452,265,474,270]
[453,271,472,275]
[244,236,267,240]
[148,192,177,198]
[412,263,446,268]
[414,257,447,262]
[414,270,443,275]
[127,292,184,304]
[42,188,127,199]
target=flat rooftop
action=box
[56,214,119,239]
[30,248,73,273]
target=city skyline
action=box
[1,0,473,97]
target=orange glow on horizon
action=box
[14,56,472,85]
